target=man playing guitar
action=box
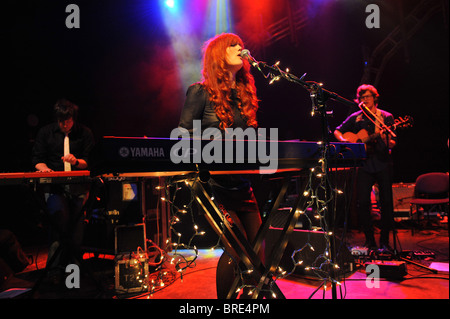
[334,84,396,251]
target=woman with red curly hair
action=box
[179,32,259,131]
[178,33,263,298]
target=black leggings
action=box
[211,187,263,299]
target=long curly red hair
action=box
[201,33,259,130]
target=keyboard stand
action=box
[188,171,305,299]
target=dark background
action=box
[1,0,448,183]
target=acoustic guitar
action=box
[343,116,413,144]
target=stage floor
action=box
[1,226,448,301]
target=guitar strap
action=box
[374,109,383,134]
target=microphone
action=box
[240,49,259,67]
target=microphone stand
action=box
[357,102,397,139]
[253,60,356,108]
[251,59,356,299]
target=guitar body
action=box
[343,130,370,143]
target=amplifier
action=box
[392,183,415,220]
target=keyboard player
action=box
[31,99,94,281]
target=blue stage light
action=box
[165,0,175,9]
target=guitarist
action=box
[334,84,396,251]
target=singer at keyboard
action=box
[178,33,265,299]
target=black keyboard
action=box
[88,136,366,176]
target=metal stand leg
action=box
[189,177,292,299]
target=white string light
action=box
[140,145,346,298]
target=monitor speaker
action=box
[264,227,354,277]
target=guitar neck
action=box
[342,116,412,144]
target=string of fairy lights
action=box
[128,173,225,297]
[221,144,346,298]
[125,142,348,299]
[282,145,345,290]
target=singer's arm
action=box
[178,83,207,133]
[179,83,222,133]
